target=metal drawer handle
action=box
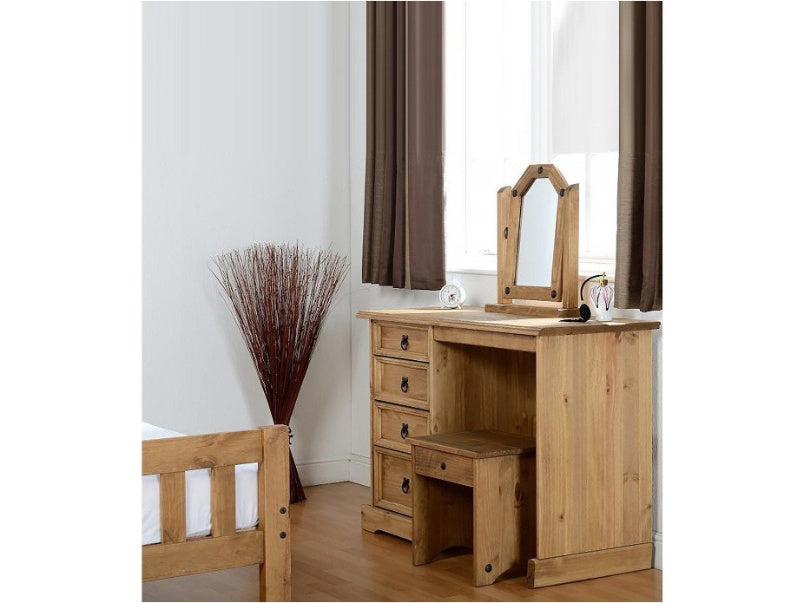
[400,334,409,350]
[400,376,409,393]
[401,477,410,494]
[400,423,409,439]
[440,461,446,470]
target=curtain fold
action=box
[363,1,445,290]
[616,1,662,311]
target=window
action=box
[445,1,619,275]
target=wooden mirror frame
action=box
[485,164,580,318]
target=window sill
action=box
[446,253,497,276]
[447,255,615,279]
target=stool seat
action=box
[409,430,536,586]
[406,430,536,458]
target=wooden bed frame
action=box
[142,425,291,601]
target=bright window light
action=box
[445,1,619,275]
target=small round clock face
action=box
[439,283,464,308]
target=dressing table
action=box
[358,165,660,588]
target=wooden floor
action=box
[143,482,661,602]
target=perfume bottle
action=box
[590,273,614,322]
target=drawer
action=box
[372,357,429,409]
[413,446,474,488]
[373,401,429,454]
[373,323,429,362]
[373,447,414,516]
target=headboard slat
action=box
[211,465,237,537]
[159,471,187,544]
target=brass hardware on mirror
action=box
[486,164,580,318]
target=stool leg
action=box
[412,473,473,566]
[473,456,524,586]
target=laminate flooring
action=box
[143,482,661,602]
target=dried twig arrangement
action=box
[212,242,349,502]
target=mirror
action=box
[485,164,580,318]
[515,179,558,287]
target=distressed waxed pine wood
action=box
[497,186,516,304]
[258,425,291,602]
[473,454,535,586]
[358,309,658,588]
[413,446,474,487]
[485,303,580,318]
[494,164,578,314]
[144,483,662,602]
[429,342,536,438]
[143,430,263,474]
[410,431,536,586]
[411,476,473,564]
[373,447,414,516]
[372,356,429,408]
[361,503,412,539]
[211,465,236,537]
[409,430,536,458]
[433,325,538,352]
[373,401,430,454]
[142,425,290,602]
[357,307,659,337]
[535,331,653,559]
[513,163,568,198]
[562,183,580,309]
[528,543,653,587]
[550,185,565,299]
[364,322,432,537]
[159,472,187,544]
[373,322,429,362]
[143,531,264,581]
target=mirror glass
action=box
[515,178,558,287]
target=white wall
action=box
[143,1,353,485]
[346,1,662,568]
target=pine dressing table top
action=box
[356,306,660,337]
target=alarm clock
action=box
[439,282,466,309]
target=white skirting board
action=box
[653,531,662,570]
[295,454,370,487]
[348,453,371,486]
[296,457,350,487]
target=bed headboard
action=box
[142,425,290,601]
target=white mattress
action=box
[142,422,259,545]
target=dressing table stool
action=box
[407,430,536,586]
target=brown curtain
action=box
[616,1,662,311]
[362,1,445,290]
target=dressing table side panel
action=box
[535,331,653,559]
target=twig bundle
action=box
[212,242,349,502]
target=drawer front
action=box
[373,448,414,516]
[374,323,429,362]
[373,401,429,454]
[413,447,474,487]
[372,358,429,409]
